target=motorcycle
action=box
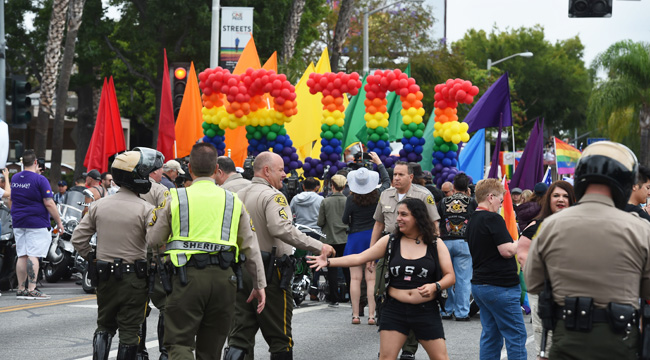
[78,233,97,294]
[0,202,16,290]
[43,191,85,283]
[292,224,328,306]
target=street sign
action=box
[587,137,609,145]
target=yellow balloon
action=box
[368,119,379,129]
[433,130,439,138]
[460,122,469,132]
[228,121,238,129]
[336,118,345,127]
[364,113,373,122]
[417,108,425,116]
[461,133,470,142]
[402,115,413,125]
[443,133,452,142]
[400,109,408,116]
[433,122,442,130]
[451,134,461,144]
[332,110,342,118]
[379,119,389,128]
[250,118,260,127]
[374,112,384,121]
[451,122,461,134]
[413,115,423,124]
[407,107,418,116]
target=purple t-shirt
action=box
[11,171,53,229]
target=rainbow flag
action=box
[500,178,519,242]
[499,151,523,180]
[554,137,581,175]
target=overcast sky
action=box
[427,0,650,69]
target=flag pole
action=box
[511,125,516,171]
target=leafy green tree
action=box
[588,40,650,166]
[453,26,591,133]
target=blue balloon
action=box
[376,140,386,149]
[409,137,420,146]
[451,159,458,167]
[276,135,286,144]
[442,158,452,167]
[335,146,342,154]
[401,137,409,145]
[284,139,293,147]
[323,145,334,154]
[282,147,293,156]
[419,137,426,146]
[434,163,444,172]
[367,141,376,150]
[217,142,226,150]
[329,166,338,174]
[290,153,299,161]
[445,151,456,159]
[414,145,423,154]
[303,162,312,171]
[257,144,267,152]
[329,139,340,147]
[320,153,328,161]
[432,158,440,165]
[321,138,329,146]
[404,144,413,152]
[434,151,445,160]
[383,147,392,156]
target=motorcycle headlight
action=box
[64,219,79,234]
[0,233,11,241]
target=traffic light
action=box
[569,0,612,18]
[11,76,32,126]
[171,63,189,119]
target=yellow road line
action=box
[0,295,96,313]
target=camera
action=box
[242,156,255,181]
[37,158,46,173]
[284,169,302,202]
[353,152,374,170]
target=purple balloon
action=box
[329,153,339,162]
[407,152,417,162]
[290,153,299,161]
[320,153,328,161]
[282,156,290,164]
[290,161,298,169]
[316,164,324,174]
[434,163,443,172]
[329,166,338,174]
[303,162,312,171]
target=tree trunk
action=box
[74,65,96,179]
[639,104,650,168]
[51,0,86,189]
[281,0,306,64]
[34,0,71,158]
[329,0,355,72]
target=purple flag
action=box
[487,121,503,179]
[464,73,513,133]
[510,118,545,191]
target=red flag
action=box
[84,79,109,172]
[107,77,126,155]
[157,49,175,161]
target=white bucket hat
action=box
[347,167,379,195]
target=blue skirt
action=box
[344,229,373,256]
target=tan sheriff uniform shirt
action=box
[373,185,440,233]
[141,178,168,208]
[525,193,650,310]
[72,187,154,263]
[221,173,251,193]
[146,177,266,289]
[238,177,324,256]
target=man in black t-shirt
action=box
[624,165,650,222]
[437,173,477,321]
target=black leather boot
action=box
[93,331,113,360]
[223,346,247,360]
[117,344,139,360]
[136,319,148,360]
[157,312,168,360]
[270,350,293,360]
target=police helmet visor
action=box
[133,147,164,177]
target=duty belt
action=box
[97,262,138,275]
[166,240,232,253]
[186,254,222,267]
[555,306,608,323]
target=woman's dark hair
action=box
[536,180,576,220]
[394,198,438,245]
[352,189,379,207]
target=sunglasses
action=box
[490,194,504,204]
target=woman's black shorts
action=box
[379,298,445,341]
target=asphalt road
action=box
[0,279,537,359]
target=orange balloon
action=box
[414,100,423,108]
[402,101,412,110]
[434,108,443,116]
[364,99,372,107]
[241,102,251,113]
[204,101,213,109]
[416,91,424,101]
[235,110,244,118]
[326,103,337,112]
[334,97,344,106]
[368,105,377,114]
[372,98,384,107]
[231,102,241,111]
[406,93,417,103]
[336,105,345,112]
[378,105,387,113]
[284,100,294,109]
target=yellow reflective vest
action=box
[165,180,241,267]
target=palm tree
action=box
[589,40,650,166]
[281,0,307,65]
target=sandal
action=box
[351,316,361,325]
[368,317,376,325]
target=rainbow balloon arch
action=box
[197,66,478,184]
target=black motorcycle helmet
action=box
[112,148,162,194]
[574,141,638,210]
[133,147,165,176]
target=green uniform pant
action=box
[375,258,419,354]
[164,265,237,360]
[229,267,293,357]
[550,319,639,360]
[149,272,167,311]
[96,273,148,345]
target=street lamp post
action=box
[485,51,533,170]
[363,0,424,75]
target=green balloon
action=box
[271,124,281,133]
[246,133,253,140]
[202,122,210,130]
[370,133,380,142]
[408,122,418,131]
[375,126,385,135]
[418,123,426,130]
[414,129,424,138]
[267,131,277,141]
[324,131,334,140]
[404,130,413,138]
[366,128,375,135]
[440,144,450,153]
[253,131,262,140]
[279,128,287,136]
[400,124,407,131]
[450,143,459,152]
[245,125,254,133]
[335,132,343,140]
[433,145,439,152]
[261,126,270,135]
[205,129,216,138]
[211,124,220,131]
[434,136,444,145]
[330,124,340,133]
[381,133,389,141]
[216,128,225,136]
[321,124,329,132]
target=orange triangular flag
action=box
[225,35,262,167]
[262,52,277,72]
[174,62,204,158]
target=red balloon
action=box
[281,89,291,99]
[380,77,389,90]
[331,89,341,98]
[366,91,376,100]
[333,78,342,89]
[465,95,474,104]
[438,100,447,109]
[203,87,212,96]
[399,88,409,97]
[350,72,360,81]
[307,79,315,88]
[442,88,449,98]
[263,83,273,93]
[289,92,297,101]
[221,85,228,94]
[434,93,442,101]
[470,86,480,96]
[407,78,416,86]
[199,72,208,82]
[273,79,283,89]
[278,74,287,82]
[319,77,328,88]
[322,89,330,97]
[456,90,467,101]
[408,84,419,93]
[227,78,237,87]
[235,93,246,103]
[275,96,285,105]
[398,79,408,89]
[327,72,336,81]
[309,87,318,95]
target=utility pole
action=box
[0,0,6,122]
[210,0,220,68]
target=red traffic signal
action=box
[174,67,187,81]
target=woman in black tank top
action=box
[309,198,455,360]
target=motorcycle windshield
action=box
[0,204,11,237]
[63,191,86,212]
